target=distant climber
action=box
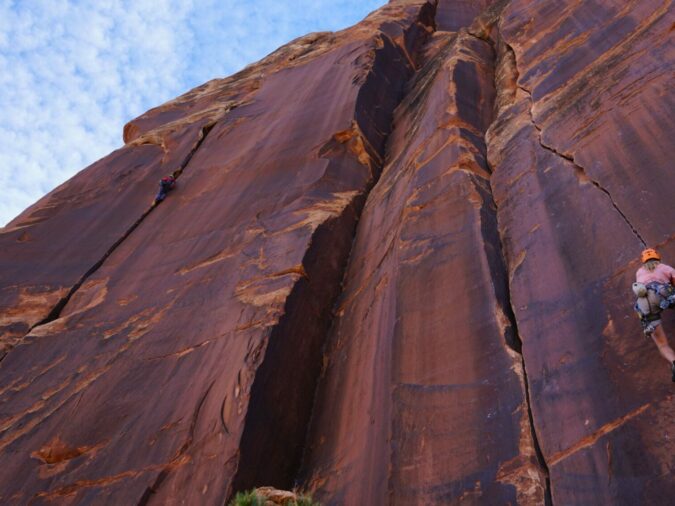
[633,248,675,381]
[154,174,176,205]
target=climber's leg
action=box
[651,325,675,362]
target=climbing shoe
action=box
[672,361,675,383]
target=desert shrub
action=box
[229,489,320,506]
[230,490,265,506]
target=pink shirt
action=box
[636,263,675,285]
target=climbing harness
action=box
[633,281,675,335]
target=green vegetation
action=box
[294,496,320,506]
[229,489,320,506]
[230,490,265,506]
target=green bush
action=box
[230,490,265,506]
[229,489,320,506]
[295,495,320,506]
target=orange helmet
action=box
[641,248,661,263]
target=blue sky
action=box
[0,0,385,226]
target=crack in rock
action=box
[24,123,216,336]
[515,84,646,247]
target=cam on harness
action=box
[633,281,675,335]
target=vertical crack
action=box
[518,350,554,506]
[27,123,215,332]
[482,133,554,506]
[475,161,553,503]
[483,16,554,504]
[226,2,438,501]
[484,159,554,506]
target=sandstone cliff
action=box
[0,1,673,504]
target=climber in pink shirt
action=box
[635,260,675,285]
[633,248,675,382]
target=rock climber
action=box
[633,248,675,381]
[154,174,176,204]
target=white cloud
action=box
[0,1,384,226]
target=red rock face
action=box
[0,1,673,505]
[435,0,492,31]
[0,123,210,357]
[489,1,675,504]
[299,28,547,505]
